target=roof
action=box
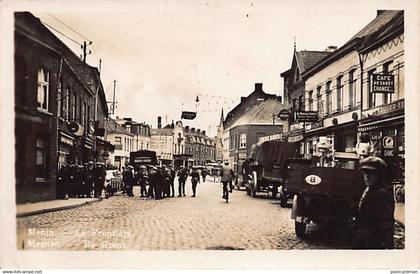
[349,10,402,42]
[151,128,173,136]
[231,99,286,127]
[106,119,133,136]
[303,10,403,79]
[295,51,331,73]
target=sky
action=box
[28,1,389,136]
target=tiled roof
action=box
[106,119,133,135]
[349,10,402,42]
[295,51,331,73]
[151,128,173,136]
[232,99,285,127]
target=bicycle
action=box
[222,181,230,203]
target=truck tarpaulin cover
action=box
[255,140,299,167]
[130,150,158,166]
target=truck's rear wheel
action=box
[250,171,258,197]
[295,221,306,238]
[271,187,278,199]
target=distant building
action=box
[106,118,135,169]
[223,83,283,168]
[214,109,224,163]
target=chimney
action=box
[202,130,206,136]
[157,116,162,129]
[377,10,386,16]
[325,46,337,53]
[255,83,263,92]
[240,96,246,103]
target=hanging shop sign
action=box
[288,134,304,143]
[371,73,395,93]
[382,136,395,149]
[295,111,318,122]
[68,121,84,137]
[277,109,291,121]
[181,111,197,120]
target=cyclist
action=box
[220,161,235,202]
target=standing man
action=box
[168,165,176,197]
[85,161,95,198]
[190,167,200,197]
[177,167,189,197]
[56,164,68,199]
[201,168,208,183]
[153,167,163,200]
[138,165,148,197]
[123,165,135,197]
[353,156,395,249]
[94,162,106,198]
[147,166,157,198]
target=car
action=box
[105,169,123,197]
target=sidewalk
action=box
[16,197,102,218]
[394,202,404,226]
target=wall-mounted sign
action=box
[288,134,304,143]
[295,111,318,122]
[305,175,322,185]
[382,136,395,149]
[371,73,395,93]
[371,99,404,117]
[181,111,196,120]
[68,122,84,137]
[277,109,291,121]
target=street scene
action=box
[13,3,405,252]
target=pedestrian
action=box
[168,165,176,197]
[153,167,163,200]
[94,162,106,198]
[201,168,208,182]
[67,163,77,198]
[352,156,395,249]
[177,167,188,197]
[56,164,68,199]
[220,161,235,200]
[138,165,148,197]
[85,161,95,198]
[190,167,200,197]
[123,165,135,197]
[147,166,157,198]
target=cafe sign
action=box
[371,73,395,93]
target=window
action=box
[240,133,247,148]
[383,61,393,104]
[36,137,48,179]
[326,81,332,114]
[316,86,322,114]
[349,69,356,108]
[115,136,122,145]
[336,76,343,112]
[308,90,313,111]
[368,69,376,108]
[81,102,86,127]
[298,95,304,111]
[57,79,62,117]
[71,93,77,121]
[63,87,69,120]
[37,68,49,111]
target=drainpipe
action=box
[358,49,365,145]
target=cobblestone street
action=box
[16,178,404,250]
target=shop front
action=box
[358,99,404,185]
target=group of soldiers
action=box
[56,162,106,199]
[122,165,207,199]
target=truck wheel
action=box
[295,221,306,238]
[250,171,258,197]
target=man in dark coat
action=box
[353,156,395,249]
[94,162,106,198]
[147,166,157,198]
[153,167,163,200]
[85,161,95,198]
[123,165,135,197]
[56,164,68,199]
[168,166,176,197]
[67,163,77,198]
[190,167,200,197]
[177,167,188,197]
[137,165,148,197]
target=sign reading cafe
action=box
[371,73,395,93]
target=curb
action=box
[16,197,103,218]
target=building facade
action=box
[106,118,135,169]
[15,12,108,203]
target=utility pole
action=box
[112,80,116,115]
[81,41,92,63]
[99,59,102,75]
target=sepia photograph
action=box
[1,0,420,270]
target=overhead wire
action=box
[40,20,82,46]
[46,12,91,42]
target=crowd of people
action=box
[56,162,106,199]
[121,165,209,199]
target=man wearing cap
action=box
[189,167,200,197]
[94,162,106,198]
[353,156,395,249]
[123,165,135,197]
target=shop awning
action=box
[358,115,404,132]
